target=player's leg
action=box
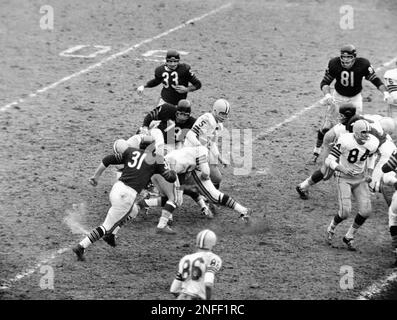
[296,168,325,200]
[191,170,251,222]
[343,179,372,251]
[149,174,178,233]
[72,181,137,260]
[327,176,351,244]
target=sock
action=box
[300,178,312,190]
[311,169,324,183]
[390,226,397,248]
[80,226,105,248]
[345,214,367,239]
[329,214,344,230]
[315,128,329,149]
[195,195,207,209]
[157,210,173,228]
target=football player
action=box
[184,99,230,190]
[383,62,397,117]
[325,120,380,251]
[170,229,222,300]
[72,139,177,261]
[381,150,397,266]
[136,49,202,106]
[140,99,196,151]
[297,103,357,200]
[311,44,390,163]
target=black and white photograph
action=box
[1,0,397,308]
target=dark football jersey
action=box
[153,63,201,105]
[321,57,378,97]
[102,147,169,193]
[143,103,196,144]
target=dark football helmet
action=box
[340,44,357,69]
[165,49,180,70]
[338,103,356,125]
[176,99,191,123]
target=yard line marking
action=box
[0,2,232,113]
[356,270,397,300]
[254,57,397,141]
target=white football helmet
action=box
[196,229,217,250]
[212,99,230,122]
[352,119,371,144]
[113,139,129,159]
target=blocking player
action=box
[170,229,222,300]
[383,62,397,117]
[296,103,357,200]
[184,99,230,190]
[72,139,177,261]
[136,49,202,106]
[140,99,196,151]
[311,44,390,163]
[325,120,380,251]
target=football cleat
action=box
[342,236,357,251]
[103,234,117,247]
[72,244,86,261]
[201,207,214,219]
[240,208,252,223]
[296,186,309,200]
[326,227,335,245]
[156,225,176,235]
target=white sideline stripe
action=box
[0,2,232,113]
[356,271,397,300]
[254,58,397,141]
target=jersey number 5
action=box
[340,71,354,87]
[162,71,179,88]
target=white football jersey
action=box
[175,250,222,300]
[330,132,379,175]
[165,146,209,174]
[184,112,223,148]
[384,68,397,101]
[333,123,348,139]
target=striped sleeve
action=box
[329,144,341,159]
[191,123,203,138]
[196,154,207,166]
[382,152,397,173]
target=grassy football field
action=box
[1,0,397,300]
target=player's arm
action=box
[322,127,337,156]
[187,67,202,92]
[382,150,397,173]
[365,63,390,100]
[325,141,353,175]
[89,154,122,186]
[170,260,184,298]
[155,161,177,183]
[320,61,335,100]
[204,256,222,300]
[137,68,163,93]
[197,155,211,180]
[185,116,211,146]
